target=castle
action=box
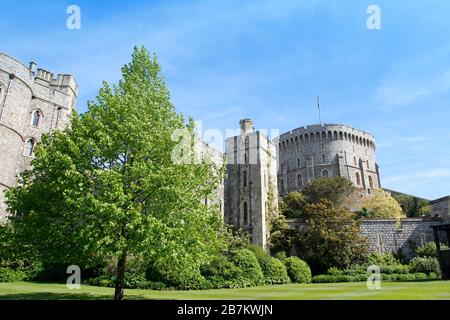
[1,53,448,257]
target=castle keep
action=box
[0,53,78,222]
[277,124,381,196]
[0,53,448,256]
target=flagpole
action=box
[317,96,323,126]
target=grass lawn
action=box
[0,281,449,300]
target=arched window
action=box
[297,174,303,188]
[369,175,374,189]
[328,131,332,140]
[356,172,361,186]
[300,135,304,143]
[315,132,320,140]
[31,110,41,127]
[243,202,249,225]
[322,132,326,140]
[305,134,309,142]
[310,133,314,141]
[344,132,348,140]
[333,131,338,140]
[24,138,35,157]
[243,171,247,187]
[297,158,300,167]
[322,169,329,178]
[339,132,343,140]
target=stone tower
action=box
[0,53,78,222]
[277,124,381,196]
[224,119,278,250]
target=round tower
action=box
[277,123,380,195]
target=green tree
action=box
[281,192,306,218]
[394,194,430,217]
[6,47,228,300]
[362,189,404,221]
[294,200,368,274]
[301,177,355,206]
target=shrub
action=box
[428,272,439,279]
[396,274,416,281]
[409,257,441,275]
[285,257,312,284]
[367,253,399,266]
[380,264,409,274]
[231,249,264,286]
[412,272,427,280]
[249,245,289,284]
[416,242,449,258]
[327,267,342,276]
[312,274,356,283]
[0,267,27,282]
[200,255,244,289]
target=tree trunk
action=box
[114,251,127,300]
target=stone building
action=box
[277,124,381,196]
[0,53,78,222]
[224,119,278,250]
[0,52,448,256]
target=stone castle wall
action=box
[360,218,445,258]
[0,53,77,221]
[277,124,380,196]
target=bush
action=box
[231,249,264,286]
[367,253,399,266]
[262,258,290,285]
[312,274,356,283]
[409,257,441,275]
[380,264,409,274]
[428,272,439,279]
[416,242,449,258]
[285,257,312,284]
[146,257,207,290]
[0,267,27,282]
[396,274,416,281]
[249,246,289,284]
[412,272,427,280]
[200,255,245,289]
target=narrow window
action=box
[24,139,35,157]
[243,202,249,225]
[31,110,41,127]
[297,158,300,167]
[297,174,303,188]
[354,156,357,166]
[243,171,247,187]
[369,175,374,189]
[322,170,329,178]
[356,172,361,186]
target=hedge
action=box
[284,257,312,284]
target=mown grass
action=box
[0,280,449,300]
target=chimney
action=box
[29,61,37,73]
[240,118,254,136]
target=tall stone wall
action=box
[360,218,445,258]
[0,53,78,222]
[287,217,445,259]
[277,123,380,196]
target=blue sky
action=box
[1,0,449,199]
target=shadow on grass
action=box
[0,291,162,300]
